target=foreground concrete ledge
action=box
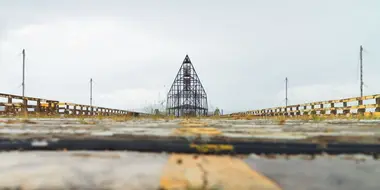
[246,154,380,190]
[0,151,168,190]
[0,151,379,190]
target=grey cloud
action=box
[0,0,380,114]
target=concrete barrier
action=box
[0,92,148,117]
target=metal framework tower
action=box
[166,55,208,117]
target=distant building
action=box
[166,55,208,117]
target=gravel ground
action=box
[0,118,380,143]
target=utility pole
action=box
[158,92,161,105]
[285,77,288,107]
[22,49,25,97]
[360,45,363,97]
[90,78,93,107]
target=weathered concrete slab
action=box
[0,151,379,190]
[160,154,281,190]
[0,151,168,190]
[245,154,380,190]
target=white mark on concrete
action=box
[31,140,48,147]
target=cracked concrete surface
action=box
[196,162,208,190]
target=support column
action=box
[23,99,28,115]
[330,103,337,115]
[296,106,300,116]
[65,104,70,115]
[343,102,350,115]
[358,100,365,115]
[36,100,41,116]
[310,105,316,115]
[47,102,52,115]
[320,104,325,115]
[73,105,77,116]
[54,103,59,115]
[79,106,83,115]
[5,97,12,115]
[376,98,380,112]
[303,106,308,115]
[289,107,294,116]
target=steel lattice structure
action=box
[166,55,208,117]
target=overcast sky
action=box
[0,0,379,114]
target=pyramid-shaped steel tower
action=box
[166,55,208,117]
